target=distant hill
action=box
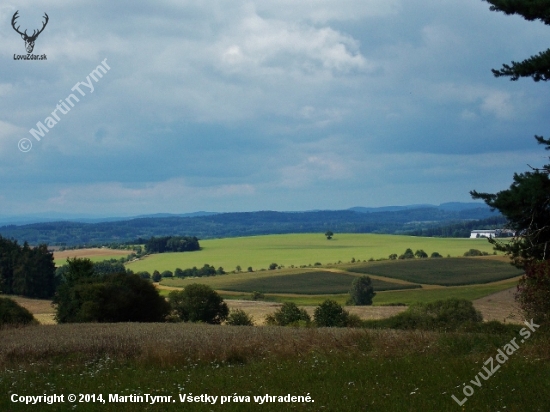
[0,203,500,246]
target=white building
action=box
[470,230,496,239]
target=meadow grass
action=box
[125,233,497,274]
[344,256,523,286]
[208,279,519,306]
[1,323,548,411]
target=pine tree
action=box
[484,0,550,81]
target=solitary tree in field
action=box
[168,284,228,324]
[325,231,334,240]
[349,276,376,306]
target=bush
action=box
[348,276,376,306]
[168,284,229,324]
[415,249,428,258]
[463,249,488,257]
[268,263,278,270]
[251,291,265,301]
[399,248,415,259]
[0,298,37,327]
[54,273,170,323]
[226,309,254,326]
[152,270,162,282]
[430,252,443,258]
[161,270,173,278]
[368,298,483,331]
[265,302,311,326]
[137,271,151,279]
[516,260,550,325]
[314,300,350,327]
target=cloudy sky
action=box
[0,0,549,217]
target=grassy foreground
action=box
[1,323,549,411]
[125,233,496,274]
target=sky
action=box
[0,0,549,217]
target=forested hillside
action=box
[0,206,499,246]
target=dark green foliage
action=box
[463,249,488,256]
[161,270,173,278]
[367,298,483,331]
[516,260,550,325]
[348,276,376,305]
[0,236,55,299]
[484,0,550,81]
[346,258,522,286]
[268,263,278,270]
[54,272,170,323]
[145,236,200,254]
[430,252,442,258]
[325,230,334,240]
[0,297,36,326]
[137,271,151,279]
[173,264,218,278]
[226,309,254,326]
[415,249,428,258]
[314,300,350,327]
[152,270,161,282]
[251,291,265,300]
[265,302,311,326]
[399,248,415,259]
[168,284,228,324]
[93,260,128,277]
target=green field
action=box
[344,257,523,286]
[205,279,517,306]
[126,233,498,274]
[167,270,420,295]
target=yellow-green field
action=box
[126,233,497,274]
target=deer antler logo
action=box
[11,11,49,54]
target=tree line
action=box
[0,236,55,299]
[144,236,200,254]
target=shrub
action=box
[389,254,398,260]
[348,276,376,306]
[0,298,37,327]
[314,300,350,327]
[265,302,311,326]
[369,298,483,331]
[226,309,254,326]
[415,249,428,258]
[268,263,278,270]
[137,271,151,279]
[251,291,265,301]
[54,273,170,323]
[430,252,443,258]
[152,270,162,282]
[399,248,415,259]
[161,270,173,278]
[463,249,488,257]
[168,284,229,324]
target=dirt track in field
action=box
[472,287,523,324]
[54,248,130,260]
